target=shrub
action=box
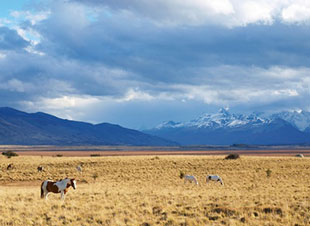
[92,173,99,181]
[225,153,240,160]
[90,154,101,157]
[2,151,18,158]
[266,169,272,177]
[151,156,160,160]
[55,154,63,157]
[179,171,185,179]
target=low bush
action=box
[2,151,18,158]
[179,171,185,179]
[92,173,99,181]
[225,153,240,160]
[150,156,160,160]
[266,169,272,177]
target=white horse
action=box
[41,178,76,200]
[206,175,224,185]
[183,175,199,185]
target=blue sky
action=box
[0,0,31,18]
[1,0,310,129]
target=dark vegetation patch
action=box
[225,153,240,160]
[212,207,237,217]
[152,206,162,216]
[262,207,283,216]
[140,223,150,226]
[2,151,18,158]
[208,216,219,221]
[266,169,272,177]
[150,156,160,160]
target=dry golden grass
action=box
[0,154,310,225]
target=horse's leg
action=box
[60,191,65,200]
[44,192,49,200]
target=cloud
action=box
[282,3,310,24]
[30,3,310,75]
[0,78,34,92]
[10,10,50,25]
[72,0,310,27]
[0,27,29,50]
[1,0,310,128]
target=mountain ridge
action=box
[0,107,176,146]
[145,108,310,145]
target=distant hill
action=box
[144,108,310,145]
[0,107,176,146]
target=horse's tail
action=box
[40,181,45,198]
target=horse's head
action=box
[71,178,77,189]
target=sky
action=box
[0,0,310,129]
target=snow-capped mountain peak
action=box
[146,108,310,145]
[156,108,270,130]
[155,120,183,129]
[154,108,310,131]
[271,110,310,131]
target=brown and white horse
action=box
[7,163,13,170]
[41,178,76,200]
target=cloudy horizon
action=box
[1,0,310,129]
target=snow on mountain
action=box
[146,108,310,145]
[156,108,269,129]
[271,110,310,131]
[156,120,184,129]
[155,108,310,132]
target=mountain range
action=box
[144,108,310,145]
[1,107,310,146]
[0,107,176,146]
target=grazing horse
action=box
[206,175,224,185]
[296,154,304,158]
[180,174,199,185]
[41,178,76,200]
[7,163,13,170]
[37,166,44,172]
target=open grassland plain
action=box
[0,155,310,226]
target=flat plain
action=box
[0,153,310,225]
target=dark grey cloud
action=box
[0,27,29,50]
[34,4,310,80]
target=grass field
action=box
[0,154,309,225]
